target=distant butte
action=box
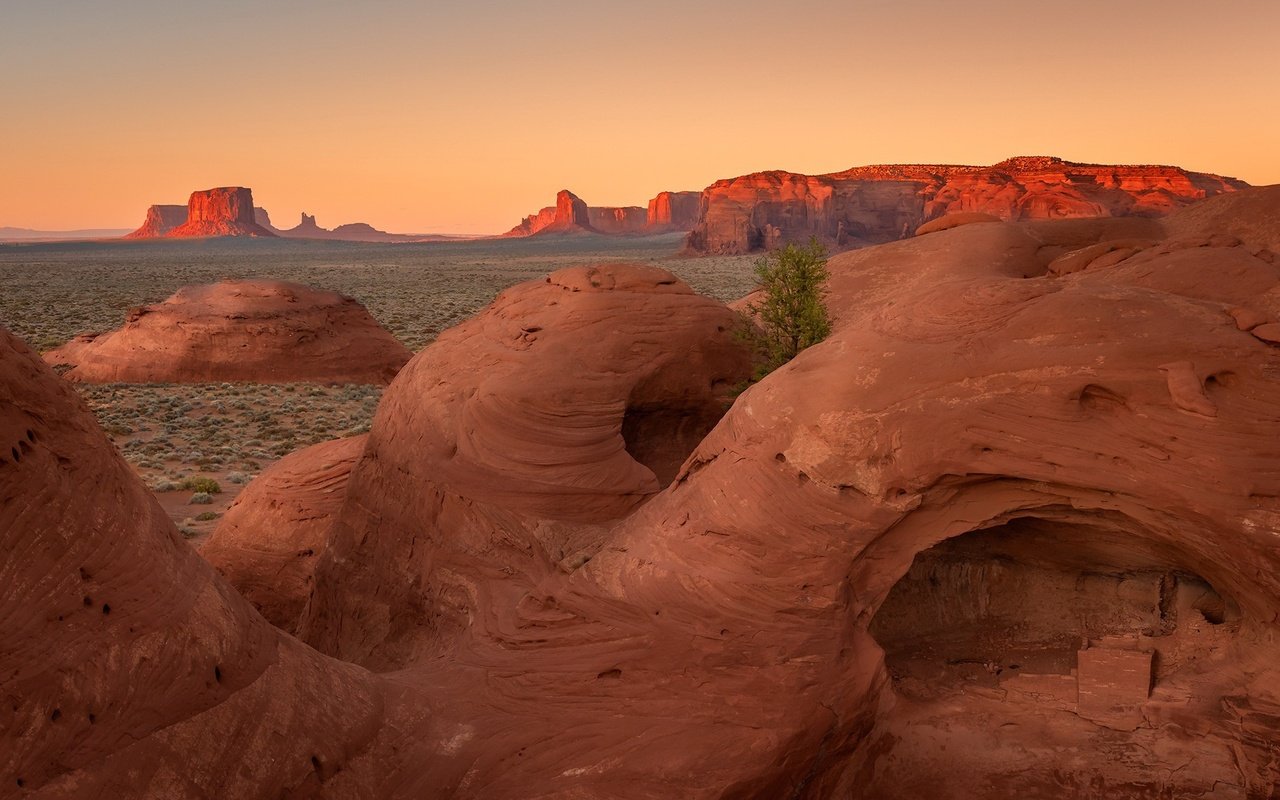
[684,155,1249,253]
[128,189,437,242]
[504,189,701,237]
[125,187,274,239]
[258,211,424,243]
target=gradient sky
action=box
[2,0,1278,233]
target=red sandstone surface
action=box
[164,187,276,238]
[43,279,411,384]
[123,204,188,239]
[201,436,367,633]
[6,186,1280,797]
[686,155,1248,253]
[505,189,701,237]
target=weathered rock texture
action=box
[505,189,701,237]
[43,279,410,384]
[165,187,276,238]
[124,204,188,239]
[0,329,401,798]
[201,436,366,633]
[686,155,1248,253]
[647,190,701,230]
[7,186,1280,798]
[299,264,753,666]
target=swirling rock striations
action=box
[298,263,753,668]
[0,329,400,798]
[43,279,411,384]
[201,436,367,633]
[685,155,1248,253]
[7,186,1280,798]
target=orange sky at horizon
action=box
[2,0,1278,234]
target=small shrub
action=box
[152,480,177,493]
[179,476,221,494]
[225,471,249,485]
[195,511,219,521]
[189,492,213,505]
[746,237,832,376]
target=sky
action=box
[2,0,1278,234]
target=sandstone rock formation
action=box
[686,155,1248,253]
[7,186,1280,798]
[43,279,411,384]
[914,210,1000,236]
[647,190,701,231]
[0,328,401,797]
[504,189,700,237]
[503,189,594,236]
[587,205,648,234]
[266,212,419,242]
[165,187,276,238]
[201,436,367,633]
[124,204,188,238]
[298,264,753,665]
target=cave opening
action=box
[620,402,723,488]
[870,516,1239,708]
[851,514,1263,796]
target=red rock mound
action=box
[686,155,1247,253]
[298,263,752,667]
[44,279,411,384]
[201,436,366,633]
[0,328,401,797]
[10,187,1280,798]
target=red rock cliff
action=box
[685,156,1249,253]
[505,189,697,237]
[124,205,188,239]
[166,187,275,238]
[504,190,593,236]
[588,205,648,234]
[647,190,701,231]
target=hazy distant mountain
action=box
[0,226,131,242]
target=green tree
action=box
[746,237,832,375]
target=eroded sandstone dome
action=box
[44,279,412,384]
[7,189,1280,797]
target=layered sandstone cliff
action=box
[647,190,701,230]
[685,155,1248,253]
[124,204,188,239]
[166,187,276,238]
[127,188,275,239]
[505,189,701,237]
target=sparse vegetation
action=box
[189,492,213,505]
[180,476,222,494]
[745,238,832,376]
